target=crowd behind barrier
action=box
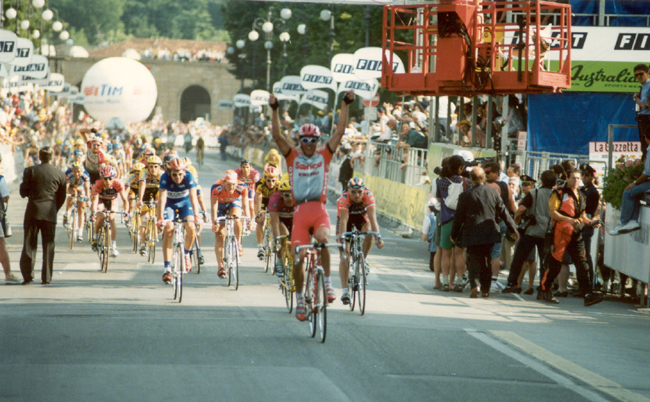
[140,47,226,63]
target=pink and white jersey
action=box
[285,146,333,205]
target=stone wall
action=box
[57,57,242,125]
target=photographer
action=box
[537,168,603,306]
[503,171,555,294]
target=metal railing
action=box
[362,141,428,188]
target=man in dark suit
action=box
[451,167,518,298]
[19,146,67,285]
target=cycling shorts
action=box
[291,201,330,247]
[217,199,243,218]
[336,214,367,235]
[163,199,194,221]
[280,217,293,236]
[97,199,116,212]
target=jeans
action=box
[506,235,546,286]
[620,180,650,225]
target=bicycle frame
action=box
[340,230,380,316]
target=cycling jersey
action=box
[66,170,90,195]
[92,179,124,201]
[125,173,141,194]
[139,170,161,201]
[211,178,246,217]
[235,167,260,198]
[268,191,294,219]
[84,142,106,174]
[255,178,278,208]
[336,188,376,217]
[160,170,197,220]
[285,146,333,205]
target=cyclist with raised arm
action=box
[64,161,91,241]
[158,157,200,284]
[268,176,294,276]
[137,155,162,256]
[78,128,107,185]
[269,90,354,321]
[211,170,249,278]
[255,166,280,259]
[90,166,129,257]
[336,177,384,305]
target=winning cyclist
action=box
[211,170,249,278]
[336,177,384,305]
[137,155,162,256]
[255,165,280,260]
[90,166,129,257]
[268,176,294,276]
[269,90,354,321]
[64,161,91,241]
[158,157,200,284]
[79,128,107,185]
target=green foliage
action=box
[50,0,127,45]
[602,159,645,210]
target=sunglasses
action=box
[349,190,363,195]
[171,172,184,178]
[281,192,292,197]
[102,177,113,181]
[300,137,318,144]
[522,182,534,187]
[636,72,646,77]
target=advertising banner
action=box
[12,38,33,67]
[353,47,405,81]
[218,99,234,110]
[250,90,270,106]
[330,53,356,83]
[300,65,337,92]
[272,81,298,101]
[0,29,17,63]
[279,75,308,98]
[10,54,48,79]
[337,78,379,100]
[233,94,251,108]
[41,72,64,92]
[302,89,329,110]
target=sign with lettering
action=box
[300,65,337,91]
[10,54,48,79]
[0,63,8,78]
[302,89,329,110]
[330,53,356,83]
[12,38,33,67]
[250,89,270,106]
[218,99,234,110]
[272,81,298,102]
[337,78,379,100]
[82,57,157,124]
[279,75,308,98]
[589,141,642,177]
[233,94,251,108]
[0,29,17,63]
[41,73,65,92]
[353,47,405,81]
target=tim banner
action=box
[0,29,17,63]
[279,75,308,98]
[353,47,405,81]
[300,65,337,92]
[301,90,329,110]
[10,54,48,79]
[250,90,270,106]
[233,94,251,108]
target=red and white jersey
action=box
[84,141,106,173]
[211,179,248,204]
[235,167,260,192]
[285,145,333,205]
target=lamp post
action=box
[248,6,291,92]
[279,31,290,78]
[320,5,335,66]
[297,23,307,60]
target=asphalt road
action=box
[2,148,649,402]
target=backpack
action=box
[444,178,465,210]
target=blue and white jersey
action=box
[160,170,197,203]
[65,169,90,187]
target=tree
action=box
[50,0,127,45]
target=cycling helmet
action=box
[183,157,192,167]
[72,149,83,157]
[154,138,162,144]
[132,163,146,172]
[264,165,280,178]
[278,180,291,192]
[101,133,109,139]
[265,149,280,162]
[71,161,83,169]
[224,170,238,184]
[280,172,289,183]
[99,165,117,178]
[347,177,365,189]
[135,138,143,145]
[114,142,123,150]
[167,158,186,171]
[147,156,162,166]
[240,159,251,166]
[299,124,320,137]
[106,143,114,151]
[75,138,84,146]
[55,138,62,145]
[143,148,155,157]
[91,136,103,144]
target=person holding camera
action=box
[503,171,555,294]
[537,168,603,306]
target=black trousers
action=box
[506,235,546,286]
[467,244,494,293]
[20,220,57,283]
[540,234,591,294]
[637,114,650,161]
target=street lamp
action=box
[320,5,335,65]
[248,6,291,92]
[297,23,308,60]
[279,31,290,77]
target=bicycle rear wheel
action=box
[225,237,232,287]
[316,270,327,343]
[193,238,201,274]
[233,239,240,290]
[306,261,317,338]
[357,256,367,316]
[283,255,293,313]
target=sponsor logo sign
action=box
[330,53,356,83]
[12,38,33,67]
[218,99,234,110]
[338,78,379,100]
[353,47,405,81]
[300,65,337,91]
[10,54,48,79]
[301,89,329,110]
[233,94,251,108]
[250,89,270,106]
[279,75,308,98]
[0,29,17,63]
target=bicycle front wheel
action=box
[348,256,356,312]
[357,256,367,316]
[174,244,184,302]
[306,262,316,338]
[193,238,201,274]
[225,237,232,287]
[316,270,327,343]
[69,209,76,250]
[283,255,293,313]
[233,240,240,290]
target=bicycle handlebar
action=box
[295,242,343,252]
[340,231,381,239]
[215,216,250,223]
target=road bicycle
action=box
[260,212,274,273]
[142,200,159,264]
[340,230,380,316]
[170,210,188,303]
[191,221,203,274]
[216,215,248,290]
[65,192,87,250]
[131,207,141,253]
[276,235,294,313]
[93,209,119,273]
[296,242,342,343]
[196,147,204,166]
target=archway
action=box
[180,85,211,123]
